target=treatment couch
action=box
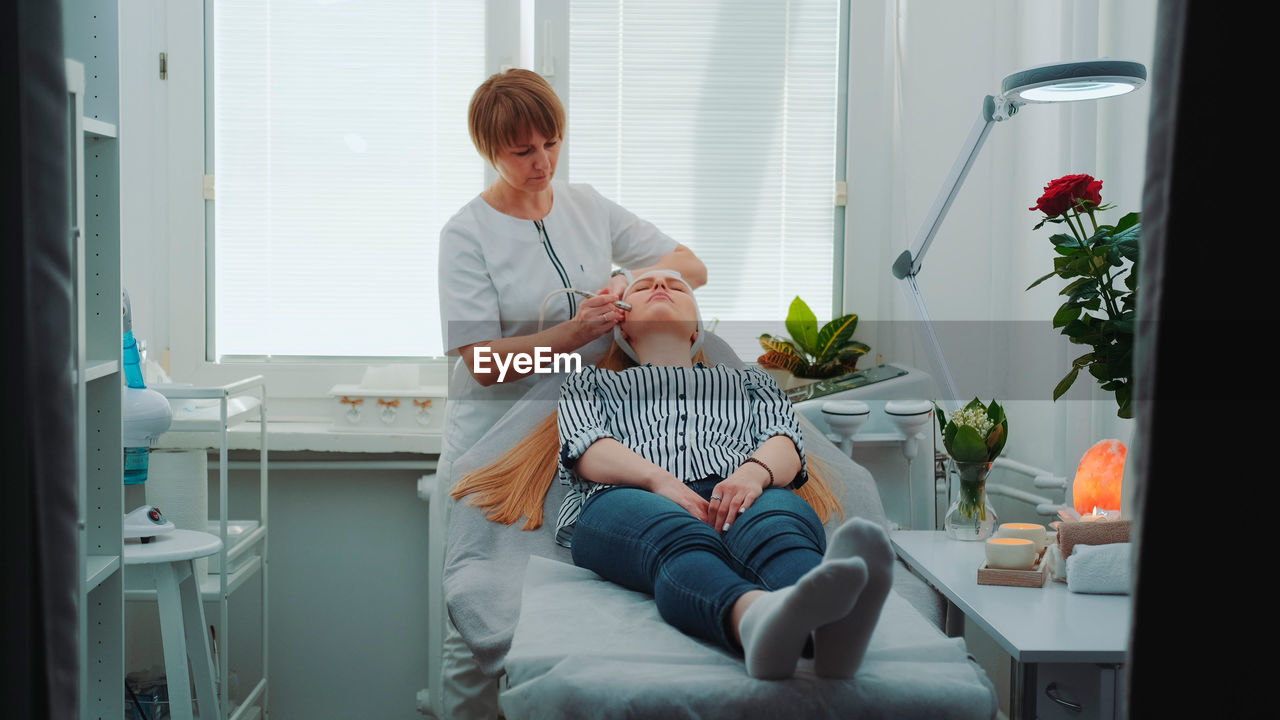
[425,335,997,719]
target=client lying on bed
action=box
[451,270,893,680]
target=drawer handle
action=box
[1045,682,1083,712]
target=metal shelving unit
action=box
[141,378,271,720]
[66,1,126,714]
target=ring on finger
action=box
[710,494,722,501]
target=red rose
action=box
[1029,174,1103,216]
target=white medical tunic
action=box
[437,179,678,461]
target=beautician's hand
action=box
[710,472,767,534]
[606,272,629,298]
[572,291,625,342]
[650,475,710,523]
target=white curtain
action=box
[213,0,485,358]
[566,0,841,358]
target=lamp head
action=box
[1000,59,1146,105]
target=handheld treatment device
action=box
[537,289,632,331]
[570,288,632,311]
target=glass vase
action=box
[943,458,997,541]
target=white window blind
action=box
[567,0,840,357]
[213,0,484,358]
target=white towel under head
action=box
[1065,543,1132,595]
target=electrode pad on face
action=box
[613,270,705,363]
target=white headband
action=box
[613,270,705,363]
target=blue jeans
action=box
[570,477,827,654]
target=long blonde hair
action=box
[450,343,844,529]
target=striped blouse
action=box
[554,363,809,547]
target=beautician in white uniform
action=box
[430,68,707,719]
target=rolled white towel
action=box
[1066,543,1132,595]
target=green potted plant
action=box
[1026,173,1140,418]
[757,297,870,389]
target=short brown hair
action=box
[468,69,566,167]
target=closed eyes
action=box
[631,279,689,294]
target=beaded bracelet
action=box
[743,457,775,489]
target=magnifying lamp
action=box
[890,59,1146,409]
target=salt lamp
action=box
[1073,439,1126,514]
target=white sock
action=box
[813,517,895,678]
[738,557,868,680]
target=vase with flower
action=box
[937,398,1008,541]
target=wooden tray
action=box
[977,548,1049,588]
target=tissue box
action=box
[327,385,447,433]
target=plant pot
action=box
[943,458,998,541]
[762,368,821,392]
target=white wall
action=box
[119,0,170,365]
[846,0,1157,495]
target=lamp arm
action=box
[899,273,961,409]
[891,94,1018,410]
[893,95,1007,279]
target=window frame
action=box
[167,0,848,403]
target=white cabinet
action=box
[1029,662,1124,719]
[891,531,1130,720]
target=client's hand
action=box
[710,472,766,534]
[650,475,710,523]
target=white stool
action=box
[124,529,223,720]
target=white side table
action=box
[124,530,224,720]
[891,531,1131,719]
